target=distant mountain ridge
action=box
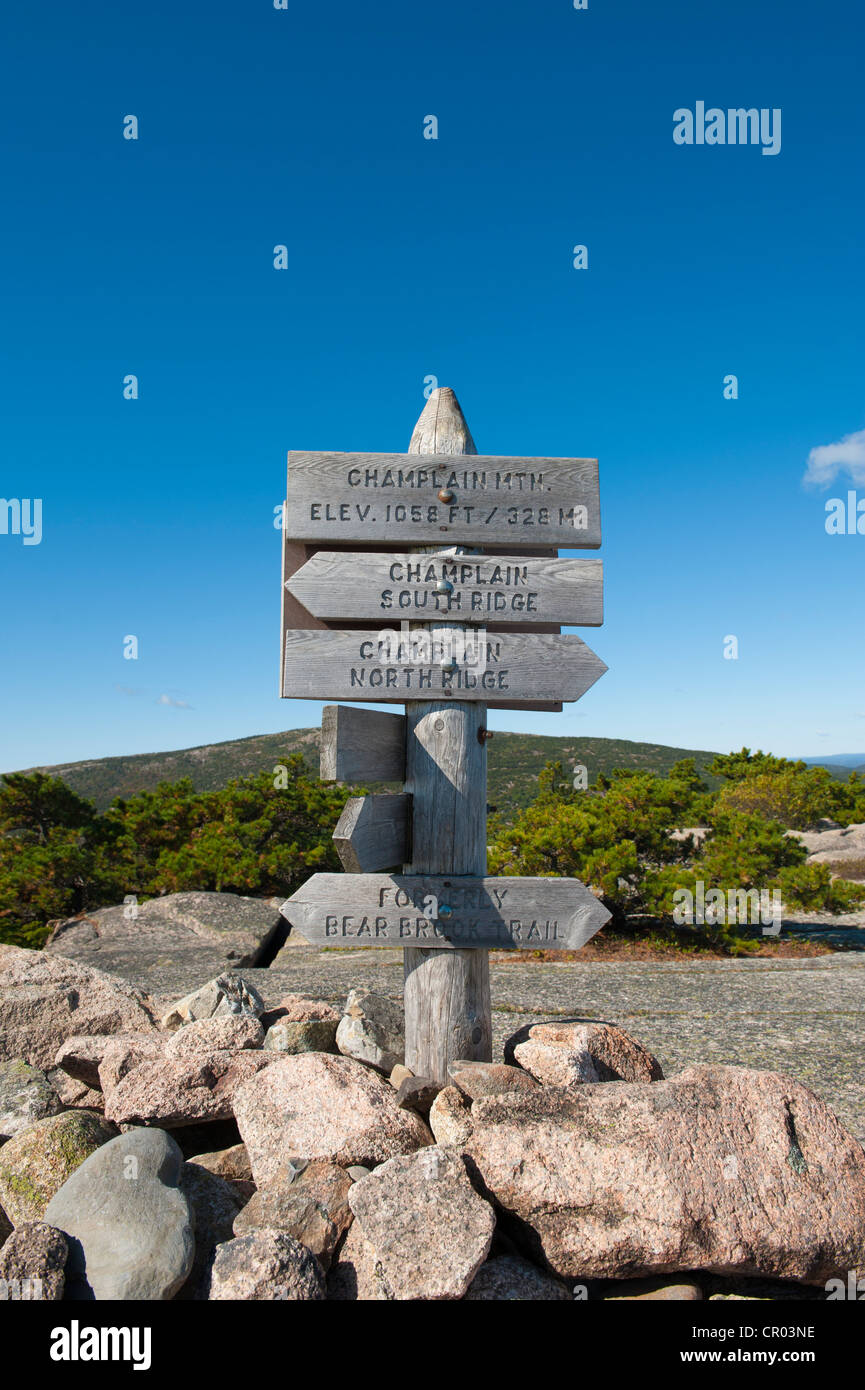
[8,728,725,818]
[800,755,865,774]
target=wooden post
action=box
[402,388,493,1081]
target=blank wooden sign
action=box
[281,872,612,950]
[320,705,406,782]
[286,551,603,626]
[285,453,601,548]
[283,629,607,705]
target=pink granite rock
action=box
[467,1065,865,1284]
[447,1060,539,1101]
[207,1230,326,1300]
[233,1054,431,1184]
[164,1014,264,1058]
[233,1159,353,1270]
[55,1033,164,1091]
[507,1020,663,1088]
[428,1085,473,1147]
[272,995,339,1023]
[0,946,156,1070]
[103,1050,278,1127]
[346,1147,495,1300]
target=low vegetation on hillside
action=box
[15,730,722,813]
[1,748,863,951]
[0,756,350,948]
[489,752,865,948]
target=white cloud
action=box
[157,694,192,709]
[803,426,865,488]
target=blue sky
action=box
[1,0,863,772]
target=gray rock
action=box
[395,1076,441,1117]
[0,945,157,1070]
[178,1163,245,1299]
[263,1018,338,1054]
[44,1128,194,1300]
[0,1221,68,1300]
[0,1060,63,1142]
[464,1255,572,1301]
[207,1230,326,1300]
[335,990,404,1074]
[45,893,282,997]
[792,820,865,867]
[347,1147,495,1299]
[0,1111,116,1225]
[160,972,266,1031]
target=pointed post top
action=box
[408,386,477,457]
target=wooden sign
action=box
[286,551,603,627]
[281,873,611,950]
[284,452,601,548]
[282,539,568,712]
[283,630,607,705]
[333,794,411,873]
[320,705,406,783]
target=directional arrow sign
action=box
[284,452,601,548]
[281,873,611,950]
[333,794,411,873]
[286,552,603,627]
[282,630,607,705]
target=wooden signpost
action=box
[279,387,612,1082]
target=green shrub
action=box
[0,758,351,948]
[776,862,865,913]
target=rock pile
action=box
[1,941,864,1301]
